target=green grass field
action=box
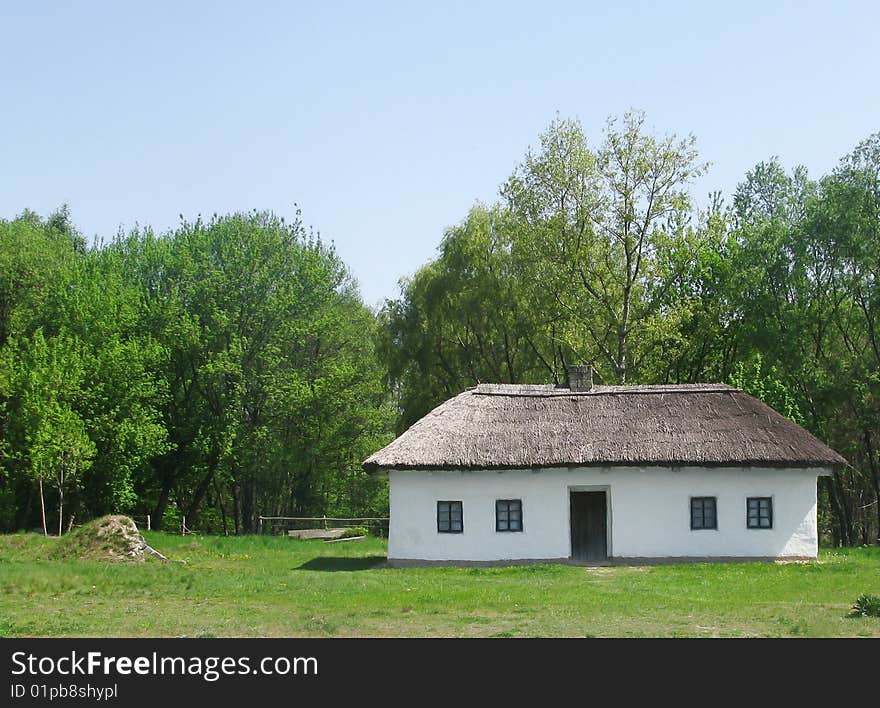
[1,532,878,637]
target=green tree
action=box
[503,111,708,383]
[380,111,711,431]
[6,330,95,535]
[378,204,556,428]
[112,211,392,532]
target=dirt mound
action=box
[57,515,167,562]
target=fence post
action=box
[146,514,151,531]
[323,514,327,529]
[259,517,263,535]
[181,515,185,537]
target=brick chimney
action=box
[567,364,593,392]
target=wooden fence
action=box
[131,514,151,531]
[258,515,389,537]
[131,513,388,537]
[132,514,195,536]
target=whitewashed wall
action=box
[387,466,826,562]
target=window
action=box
[747,497,772,529]
[690,497,717,530]
[437,501,463,533]
[496,499,523,532]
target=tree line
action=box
[1,111,878,544]
[379,112,880,546]
[0,209,392,533]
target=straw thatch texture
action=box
[363,383,846,471]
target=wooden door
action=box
[570,491,607,561]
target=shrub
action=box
[849,593,880,618]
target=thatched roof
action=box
[363,383,846,471]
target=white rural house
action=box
[363,367,846,565]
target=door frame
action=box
[568,485,612,560]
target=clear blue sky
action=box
[2,1,878,306]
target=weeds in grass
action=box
[848,593,880,618]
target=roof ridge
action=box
[473,383,739,397]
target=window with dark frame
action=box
[437,501,463,533]
[747,497,772,529]
[690,496,717,530]
[495,499,523,532]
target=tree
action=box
[6,330,95,535]
[813,135,880,542]
[503,111,707,383]
[381,111,711,430]
[378,204,556,428]
[111,211,393,532]
[0,205,393,534]
[30,405,95,536]
[0,210,81,530]
[0,209,75,348]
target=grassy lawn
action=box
[0,532,878,637]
